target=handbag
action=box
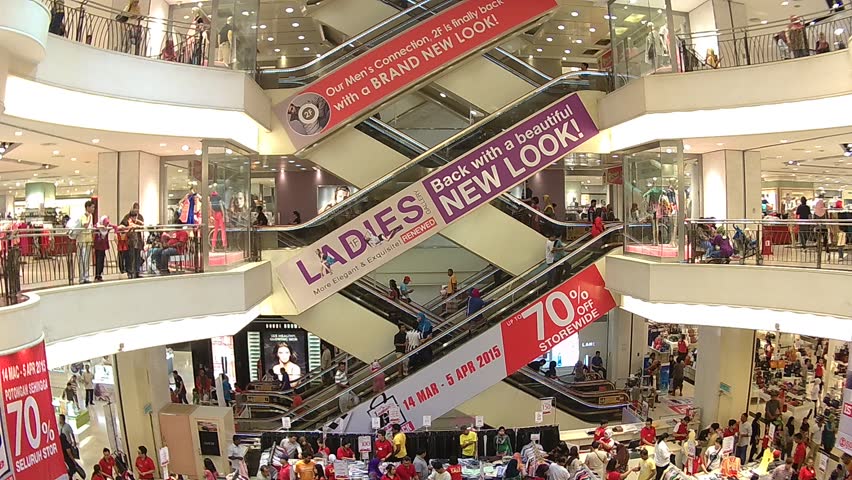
[72,444,80,459]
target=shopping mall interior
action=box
[0,0,850,479]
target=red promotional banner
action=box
[501,266,616,374]
[0,342,67,480]
[274,0,558,150]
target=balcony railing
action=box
[678,3,851,71]
[46,0,209,65]
[683,218,852,271]
[0,224,202,306]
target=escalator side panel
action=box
[434,56,536,114]
[442,205,544,276]
[312,0,401,37]
[455,381,595,430]
[309,128,412,188]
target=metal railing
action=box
[0,224,201,305]
[47,0,210,65]
[683,218,852,270]
[678,3,851,71]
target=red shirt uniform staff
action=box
[135,446,156,479]
[641,419,657,446]
[375,433,394,460]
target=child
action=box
[447,457,462,480]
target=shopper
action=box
[382,464,401,480]
[321,345,333,385]
[467,288,487,324]
[59,414,76,449]
[428,462,450,480]
[799,458,816,480]
[737,413,752,464]
[173,370,188,404]
[545,233,566,288]
[227,435,244,472]
[334,362,349,389]
[120,202,145,278]
[390,423,407,461]
[394,324,407,377]
[590,351,606,378]
[414,449,430,480]
[93,216,112,282]
[361,433,385,462]
[280,435,302,459]
[654,433,671,480]
[792,433,807,470]
[608,458,640,480]
[291,211,302,225]
[771,458,794,480]
[544,361,558,379]
[548,458,571,480]
[295,453,317,480]
[795,197,812,248]
[641,418,657,446]
[92,463,110,480]
[400,276,414,302]
[135,445,156,479]
[503,458,521,480]
[203,458,219,479]
[749,413,763,462]
[81,365,95,407]
[495,426,512,456]
[704,437,723,471]
[154,227,189,274]
[532,464,549,480]
[584,441,607,479]
[459,426,477,458]
[637,448,656,480]
[70,200,95,284]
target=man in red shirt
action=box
[99,448,116,477]
[673,416,690,442]
[375,432,394,460]
[594,420,609,443]
[641,418,657,446]
[397,456,418,480]
[337,440,355,460]
[447,457,463,480]
[792,433,807,469]
[135,446,156,479]
[723,419,738,439]
[677,335,689,362]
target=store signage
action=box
[0,342,66,480]
[273,0,558,151]
[534,412,543,424]
[604,166,623,185]
[474,416,484,428]
[281,417,291,429]
[331,265,615,432]
[540,398,553,415]
[278,94,599,312]
[357,436,371,453]
[839,348,852,456]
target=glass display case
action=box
[623,141,692,260]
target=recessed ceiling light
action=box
[546,37,553,42]
[536,48,543,52]
[74,170,80,174]
[251,25,257,29]
[183,15,190,19]
[159,143,167,147]
[781,1,789,5]
[571,11,579,16]
[439,92,447,98]
[716,142,724,146]
[288,160,295,163]
[575,39,583,44]
[814,145,822,148]
[194,149,203,156]
[14,131,22,136]
[303,47,310,51]
[91,138,100,144]
[259,24,266,29]
[52,150,59,155]
[557,25,565,30]
[177,169,183,173]
[760,20,768,24]
[267,36,274,41]
[564,49,571,54]
[241,10,249,15]
[225,148,233,155]
[562,56,567,61]
[181,145,190,151]
[298,35,305,40]
[71,157,77,161]
[780,139,789,143]
[316,54,321,58]
[589,27,596,32]
[285,7,294,13]
[292,22,300,27]
[300,167,307,170]
[274,48,281,53]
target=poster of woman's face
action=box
[317,185,357,214]
[263,331,307,386]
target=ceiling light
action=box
[33,173,38,177]
[91,138,100,144]
[575,39,583,44]
[43,164,49,169]
[562,57,567,61]
[316,54,321,58]
[194,149,202,156]
[292,22,300,27]
[300,167,307,171]
[683,144,691,150]
[546,37,553,42]
[835,28,845,35]
[781,1,789,5]
[52,150,59,155]
[760,20,768,24]
[439,92,447,98]
[183,15,190,19]
[571,11,579,16]
[589,27,596,32]
[536,48,543,52]
[285,7,294,13]
[295,164,302,167]
[298,35,305,40]
[604,15,611,20]
[159,143,167,147]
[716,142,724,146]
[267,37,274,41]
[288,160,295,163]
[74,170,80,174]
[557,25,565,30]
[225,148,233,155]
[303,47,310,51]
[241,10,249,15]
[14,131,22,136]
[71,157,77,161]
[564,49,571,54]
[251,25,257,29]
[780,139,789,143]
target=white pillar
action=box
[608,308,649,382]
[694,326,754,427]
[98,151,161,224]
[701,150,762,220]
[114,346,171,476]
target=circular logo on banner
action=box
[286,93,331,136]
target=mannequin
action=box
[645,22,658,65]
[658,24,670,57]
[187,7,211,65]
[179,187,201,225]
[209,190,228,250]
[218,16,234,66]
[684,430,698,475]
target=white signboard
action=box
[475,416,484,428]
[358,436,372,453]
[541,398,553,415]
[422,416,432,427]
[282,417,292,429]
[371,417,381,429]
[534,411,543,424]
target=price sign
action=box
[422,416,432,427]
[534,412,543,424]
[475,416,484,428]
[541,398,553,415]
[358,436,372,453]
[0,342,66,480]
[371,417,381,429]
[281,417,291,429]
[388,406,402,424]
[501,267,616,373]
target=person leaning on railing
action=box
[153,228,189,274]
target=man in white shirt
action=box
[228,436,245,473]
[59,414,76,447]
[737,413,752,464]
[334,362,348,388]
[81,365,95,407]
[544,234,565,288]
[654,433,671,480]
[279,435,301,459]
[547,459,571,480]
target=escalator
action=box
[505,368,628,422]
[240,227,622,432]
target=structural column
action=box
[114,346,171,477]
[694,326,754,427]
[607,308,649,382]
[701,150,762,220]
[97,151,161,225]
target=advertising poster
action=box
[262,331,308,387]
[211,336,236,382]
[0,413,11,480]
[0,342,67,480]
[274,0,558,151]
[332,265,615,432]
[197,421,220,456]
[278,94,599,312]
[318,185,358,215]
[839,344,852,456]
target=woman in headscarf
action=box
[503,458,521,480]
[467,289,487,324]
[416,313,433,364]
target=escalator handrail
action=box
[420,264,500,311]
[515,368,629,410]
[285,226,624,425]
[254,70,610,236]
[261,0,449,76]
[345,278,447,328]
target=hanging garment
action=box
[645,30,657,64]
[658,24,670,56]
